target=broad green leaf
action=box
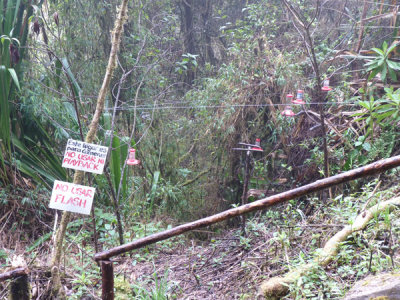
[362,143,371,152]
[61,58,82,107]
[387,41,399,54]
[354,116,368,122]
[371,47,385,56]
[63,102,79,124]
[7,68,19,90]
[358,101,373,110]
[148,171,160,211]
[388,66,397,81]
[358,155,368,164]
[364,59,380,66]
[119,136,129,199]
[26,232,52,252]
[365,62,379,71]
[111,136,122,191]
[387,60,400,70]
[376,110,395,122]
[368,67,381,80]
[381,63,387,82]
[55,59,62,88]
[382,41,388,52]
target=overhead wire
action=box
[27,0,395,151]
[104,101,360,111]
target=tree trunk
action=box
[180,0,196,87]
[49,0,129,297]
[200,0,216,65]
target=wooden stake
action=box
[10,274,30,300]
[241,150,251,235]
[101,260,114,300]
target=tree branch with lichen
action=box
[49,0,129,298]
[259,196,400,299]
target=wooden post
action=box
[101,260,114,300]
[10,274,30,300]
[241,149,251,235]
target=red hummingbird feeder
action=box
[292,89,305,105]
[126,148,140,166]
[286,93,294,102]
[251,138,263,151]
[321,79,332,91]
[281,106,295,117]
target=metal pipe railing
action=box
[94,155,400,299]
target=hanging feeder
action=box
[292,89,305,104]
[281,106,295,117]
[126,148,140,166]
[321,79,332,91]
[251,138,263,151]
[286,93,294,102]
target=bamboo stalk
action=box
[95,154,400,261]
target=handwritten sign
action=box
[62,139,108,174]
[49,180,95,215]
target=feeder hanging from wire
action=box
[281,106,295,117]
[126,148,140,166]
[292,89,305,104]
[321,79,332,91]
[252,138,263,151]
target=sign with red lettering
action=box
[62,139,108,174]
[49,180,95,215]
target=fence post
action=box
[101,260,114,300]
[9,274,30,300]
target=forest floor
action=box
[113,224,272,300]
[1,180,400,299]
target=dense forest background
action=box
[1,0,400,299]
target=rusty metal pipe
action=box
[101,260,114,300]
[95,155,400,261]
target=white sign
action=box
[62,139,108,174]
[49,180,95,215]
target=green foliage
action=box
[131,269,179,300]
[364,41,400,82]
[0,0,26,182]
[289,265,342,299]
[175,53,198,75]
[0,0,66,186]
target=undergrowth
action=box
[1,178,400,299]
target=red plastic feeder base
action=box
[292,98,305,105]
[127,159,140,166]
[282,106,295,117]
[127,148,140,166]
[321,87,332,91]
